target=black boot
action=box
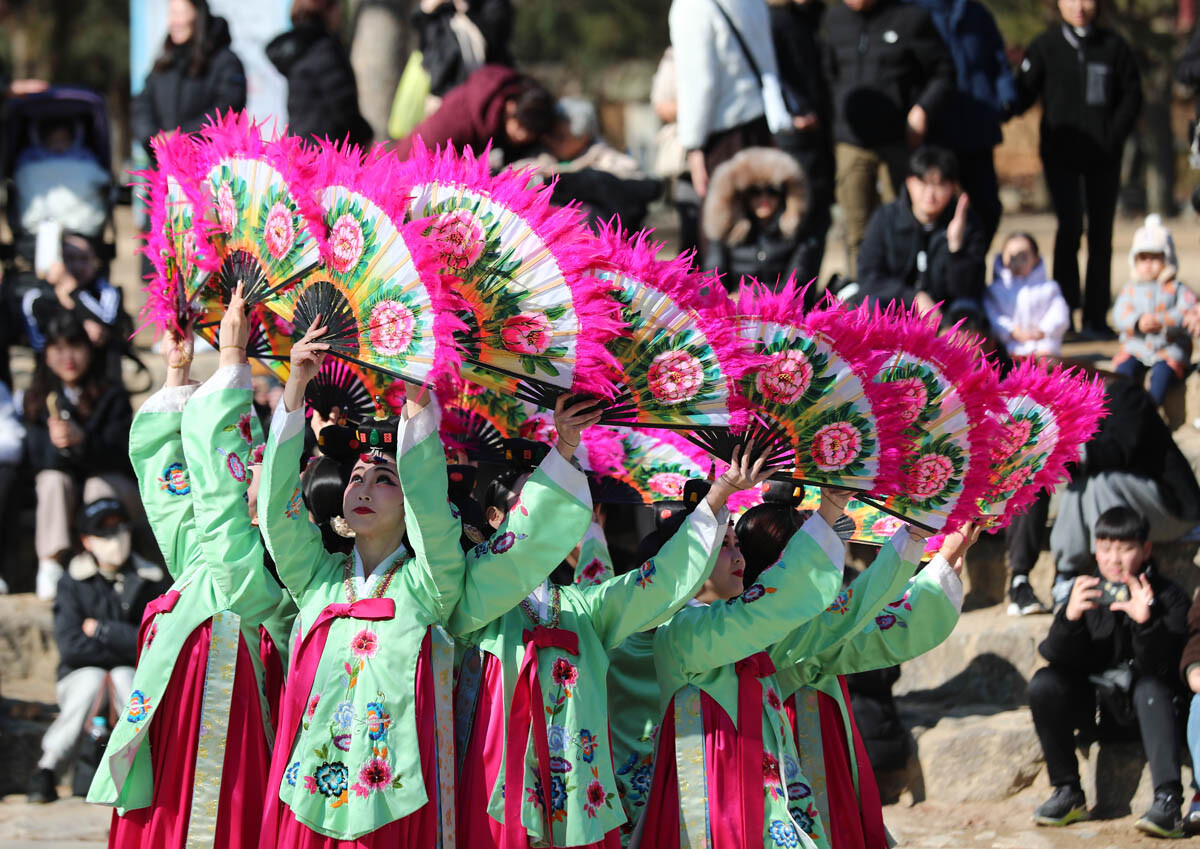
[27,767,57,804]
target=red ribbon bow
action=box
[502,626,580,849]
[734,651,776,849]
[136,589,180,659]
[261,597,395,844]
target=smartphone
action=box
[1095,580,1130,607]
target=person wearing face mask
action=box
[26,498,165,805]
[628,486,850,849]
[983,231,1071,359]
[1029,506,1189,837]
[1012,0,1142,341]
[454,445,770,849]
[256,320,596,848]
[91,285,285,849]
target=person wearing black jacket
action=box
[1028,506,1189,837]
[27,498,165,804]
[1013,0,1142,339]
[855,146,987,322]
[266,0,373,147]
[822,0,955,277]
[1049,371,1200,597]
[768,0,834,288]
[413,0,514,98]
[130,0,246,156]
[23,310,141,601]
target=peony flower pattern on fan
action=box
[756,349,814,405]
[899,434,966,509]
[216,180,239,232]
[876,363,942,431]
[979,404,1052,517]
[646,349,706,405]
[501,313,554,356]
[360,290,422,363]
[323,197,379,278]
[811,421,863,472]
[791,404,875,481]
[742,331,833,413]
[429,208,487,273]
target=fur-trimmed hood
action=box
[702,147,807,245]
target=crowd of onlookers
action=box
[12,0,1200,830]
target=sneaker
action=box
[35,558,63,601]
[1007,577,1050,616]
[1184,793,1200,835]
[1136,790,1184,838]
[1033,784,1088,826]
[27,767,57,804]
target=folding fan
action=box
[976,359,1106,527]
[193,112,323,339]
[697,279,907,494]
[439,379,532,462]
[305,357,401,425]
[261,141,465,390]
[584,225,754,430]
[397,141,621,408]
[856,305,1003,532]
[193,303,292,384]
[140,132,216,337]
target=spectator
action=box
[1013,0,1142,340]
[13,117,110,241]
[911,0,1017,244]
[392,64,556,164]
[23,311,140,601]
[1007,489,1053,616]
[1180,591,1200,831]
[1049,370,1200,599]
[0,379,23,594]
[266,0,373,148]
[22,233,130,384]
[855,146,987,323]
[1112,215,1198,407]
[668,0,779,212]
[767,0,835,287]
[984,231,1071,359]
[26,497,164,804]
[1029,506,1188,838]
[700,146,809,291]
[822,0,955,278]
[131,0,246,157]
[649,47,702,258]
[412,0,514,99]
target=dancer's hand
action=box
[708,441,775,512]
[164,320,195,387]
[218,282,250,367]
[554,395,602,461]
[283,318,329,412]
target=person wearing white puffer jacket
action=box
[984,231,1071,359]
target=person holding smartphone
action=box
[1027,506,1189,838]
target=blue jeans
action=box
[1115,358,1177,406]
[1188,692,1200,793]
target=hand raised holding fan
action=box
[554,394,604,462]
[283,317,330,413]
[708,440,777,514]
[218,281,251,367]
[163,319,195,386]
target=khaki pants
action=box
[35,471,143,560]
[38,665,134,772]
[835,142,910,279]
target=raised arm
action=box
[396,386,466,624]
[181,286,282,618]
[584,443,774,648]
[769,527,927,668]
[128,329,200,581]
[260,317,341,600]
[449,396,600,635]
[657,511,846,675]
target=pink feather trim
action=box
[868,301,1005,530]
[401,218,469,391]
[580,427,630,477]
[396,141,622,398]
[991,358,1107,524]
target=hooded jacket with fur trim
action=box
[701,147,808,289]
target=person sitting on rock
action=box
[26,497,165,804]
[1028,506,1189,838]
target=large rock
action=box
[0,596,56,686]
[895,608,1051,706]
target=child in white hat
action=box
[1112,215,1198,405]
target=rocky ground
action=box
[6,205,1200,844]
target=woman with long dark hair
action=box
[267,0,372,146]
[24,309,139,600]
[131,0,246,154]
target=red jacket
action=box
[394,64,530,159]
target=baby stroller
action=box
[2,86,117,269]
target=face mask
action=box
[89,529,132,569]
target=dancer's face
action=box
[703,526,746,601]
[343,456,405,538]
